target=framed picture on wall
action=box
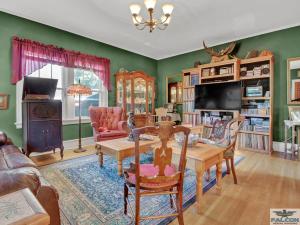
[291,79,300,101]
[0,94,8,110]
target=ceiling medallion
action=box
[129,0,174,33]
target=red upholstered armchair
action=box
[89,106,128,141]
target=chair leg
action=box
[176,188,184,225]
[230,157,237,184]
[170,188,174,208]
[124,183,128,215]
[205,168,211,181]
[135,191,140,225]
[225,159,231,174]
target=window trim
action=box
[15,65,108,129]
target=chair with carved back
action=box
[205,118,244,184]
[123,121,190,225]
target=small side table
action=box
[0,188,50,225]
[284,120,300,160]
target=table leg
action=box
[216,154,223,194]
[284,124,288,157]
[117,160,123,176]
[292,125,296,157]
[99,152,103,167]
[195,161,204,214]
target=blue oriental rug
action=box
[40,153,244,225]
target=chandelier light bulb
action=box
[144,0,156,10]
[130,4,141,15]
[162,4,174,16]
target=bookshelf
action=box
[181,56,274,154]
[239,55,274,154]
[182,68,199,116]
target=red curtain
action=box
[11,37,111,90]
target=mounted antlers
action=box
[203,41,236,63]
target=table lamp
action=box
[67,80,92,153]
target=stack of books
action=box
[183,88,194,101]
[183,101,194,112]
[238,133,269,152]
[241,118,270,133]
[183,74,199,86]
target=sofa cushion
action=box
[97,130,127,139]
[0,145,37,170]
[98,126,108,132]
[126,164,178,189]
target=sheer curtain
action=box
[11,36,111,90]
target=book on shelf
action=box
[183,101,194,112]
[202,69,210,77]
[240,118,270,133]
[219,66,233,75]
[183,113,201,125]
[238,132,269,151]
[242,100,270,115]
[191,74,199,86]
[183,73,199,86]
[183,87,194,101]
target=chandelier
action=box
[129,0,174,32]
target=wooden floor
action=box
[31,147,300,224]
[171,150,300,225]
[30,145,96,167]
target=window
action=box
[15,64,108,128]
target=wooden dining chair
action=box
[123,121,190,225]
[206,118,244,184]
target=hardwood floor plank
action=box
[171,151,300,225]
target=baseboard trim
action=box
[272,141,296,153]
[63,136,95,150]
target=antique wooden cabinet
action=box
[115,71,155,127]
[22,77,64,158]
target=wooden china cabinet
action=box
[115,71,155,127]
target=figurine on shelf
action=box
[127,112,136,141]
[203,41,237,63]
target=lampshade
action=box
[129,4,141,15]
[67,83,92,96]
[144,0,156,10]
[161,15,171,25]
[162,4,174,15]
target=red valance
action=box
[11,37,111,90]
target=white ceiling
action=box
[1,0,300,60]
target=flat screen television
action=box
[194,81,242,110]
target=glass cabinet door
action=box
[134,78,146,114]
[148,82,153,114]
[116,78,123,108]
[126,79,132,113]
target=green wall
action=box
[2,11,300,144]
[0,12,157,146]
[157,26,300,142]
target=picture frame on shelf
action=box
[0,94,8,110]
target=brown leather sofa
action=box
[0,131,60,225]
